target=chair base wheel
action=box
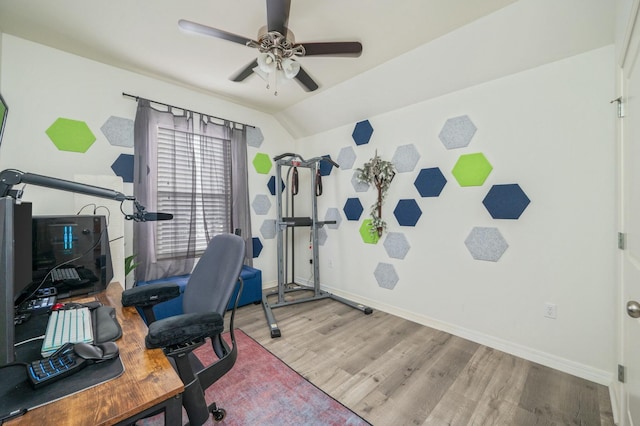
[211,407,226,422]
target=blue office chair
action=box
[122,233,245,425]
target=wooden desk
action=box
[7,282,184,426]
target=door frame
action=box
[617,0,640,424]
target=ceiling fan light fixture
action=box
[257,52,277,73]
[281,57,300,79]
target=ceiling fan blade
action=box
[230,59,259,82]
[301,42,363,57]
[294,67,319,92]
[266,0,290,35]
[178,19,255,46]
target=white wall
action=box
[293,46,617,385]
[0,34,292,287]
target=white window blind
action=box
[155,125,232,260]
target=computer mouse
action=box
[74,342,119,362]
[51,303,65,311]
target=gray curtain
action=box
[200,116,253,265]
[134,99,252,283]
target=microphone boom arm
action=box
[0,169,166,222]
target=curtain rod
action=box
[121,92,255,128]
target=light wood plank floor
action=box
[231,291,615,426]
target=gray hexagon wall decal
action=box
[260,219,277,239]
[384,232,410,260]
[344,198,364,221]
[439,115,477,149]
[482,184,531,219]
[392,144,420,173]
[324,208,342,229]
[414,167,447,197]
[337,146,356,170]
[111,154,134,183]
[464,227,509,262]
[374,263,399,290]
[351,172,370,192]
[393,199,422,227]
[252,237,263,258]
[352,120,374,145]
[317,226,328,246]
[252,194,271,215]
[247,126,264,148]
[101,116,134,148]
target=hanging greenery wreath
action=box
[356,151,396,236]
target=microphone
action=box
[125,200,174,222]
[138,212,173,222]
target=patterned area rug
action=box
[138,329,370,425]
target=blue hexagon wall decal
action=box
[267,176,286,195]
[111,154,134,183]
[482,184,531,219]
[343,197,364,221]
[393,199,422,227]
[352,120,374,145]
[414,167,447,197]
[319,155,335,176]
[252,237,263,258]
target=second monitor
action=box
[31,215,113,299]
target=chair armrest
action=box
[145,312,224,349]
[121,282,181,307]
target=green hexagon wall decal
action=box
[253,153,272,174]
[451,153,493,187]
[46,118,96,153]
[359,219,380,244]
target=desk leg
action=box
[164,394,183,426]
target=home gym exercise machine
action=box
[262,153,372,338]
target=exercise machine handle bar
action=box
[272,153,339,169]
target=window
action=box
[155,126,232,260]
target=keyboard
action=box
[51,267,81,282]
[41,307,94,357]
[28,343,88,389]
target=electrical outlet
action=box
[544,302,557,319]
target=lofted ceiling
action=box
[0,0,517,112]
[0,0,616,138]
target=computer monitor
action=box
[0,198,33,366]
[31,215,113,299]
[0,93,7,149]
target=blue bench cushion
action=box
[135,265,262,323]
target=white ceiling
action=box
[0,0,517,113]
[0,0,616,138]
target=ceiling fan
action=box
[178,0,363,93]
